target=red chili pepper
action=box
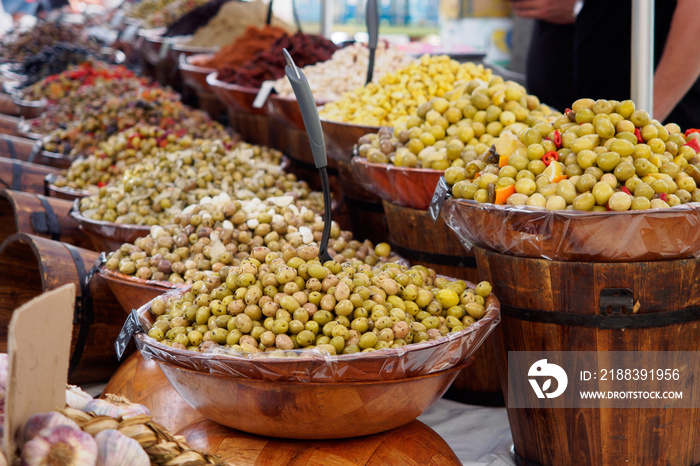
[634,128,643,143]
[605,202,611,211]
[660,193,668,202]
[552,130,562,149]
[97,181,106,188]
[621,186,631,195]
[685,138,700,153]
[542,151,559,166]
[684,128,700,138]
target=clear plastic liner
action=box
[134,289,501,383]
[442,197,700,262]
[351,157,443,210]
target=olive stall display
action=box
[447,98,700,211]
[52,125,235,194]
[318,55,493,127]
[103,192,400,284]
[77,141,320,226]
[355,78,558,170]
[39,86,229,157]
[272,42,413,104]
[16,61,142,103]
[142,240,494,355]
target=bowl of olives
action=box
[70,199,152,252]
[441,98,700,261]
[132,243,500,438]
[319,117,382,163]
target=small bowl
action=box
[320,117,382,162]
[442,197,700,262]
[70,200,152,252]
[156,356,471,439]
[178,54,215,94]
[206,72,266,116]
[351,157,444,210]
[11,96,46,120]
[98,265,187,314]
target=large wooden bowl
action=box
[207,72,266,116]
[178,418,461,465]
[178,54,215,94]
[320,118,381,162]
[69,201,151,253]
[133,288,500,383]
[98,265,187,313]
[442,197,700,262]
[351,157,443,210]
[157,357,471,439]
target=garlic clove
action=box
[22,424,97,466]
[118,423,158,449]
[82,416,120,437]
[66,385,94,411]
[94,429,150,466]
[20,412,81,448]
[83,394,150,419]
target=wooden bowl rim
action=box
[352,156,446,176]
[268,93,330,107]
[179,53,215,72]
[98,264,188,290]
[16,118,48,140]
[319,114,384,132]
[45,174,91,199]
[205,72,261,94]
[170,42,219,55]
[69,199,153,234]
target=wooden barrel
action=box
[475,246,700,466]
[103,352,200,433]
[194,89,226,122]
[0,94,20,117]
[178,419,461,465]
[0,114,21,136]
[0,233,133,384]
[226,110,271,148]
[0,189,91,249]
[0,134,74,169]
[382,200,502,405]
[0,158,60,194]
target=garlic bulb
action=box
[20,412,81,448]
[66,385,94,411]
[95,429,150,466]
[83,395,150,419]
[22,424,97,466]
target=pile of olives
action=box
[355,78,557,170]
[146,242,493,355]
[53,125,235,193]
[448,98,700,211]
[105,193,398,283]
[78,141,320,225]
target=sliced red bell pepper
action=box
[542,151,559,166]
[552,130,562,149]
[634,128,643,143]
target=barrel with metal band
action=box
[475,247,700,466]
[0,189,92,249]
[0,233,132,384]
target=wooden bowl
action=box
[351,158,443,210]
[45,174,91,201]
[11,96,47,120]
[157,357,471,439]
[267,94,329,131]
[98,265,188,314]
[0,93,20,117]
[178,54,215,94]
[442,197,700,262]
[320,118,381,162]
[178,418,461,465]
[137,28,168,66]
[69,201,151,253]
[170,41,218,61]
[133,288,500,383]
[206,72,266,116]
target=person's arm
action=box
[653,0,700,123]
[509,0,579,24]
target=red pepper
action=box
[621,186,631,195]
[660,193,668,202]
[634,128,643,143]
[684,128,700,137]
[542,151,559,166]
[97,181,106,188]
[552,130,562,149]
[685,138,700,153]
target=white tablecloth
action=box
[419,399,516,466]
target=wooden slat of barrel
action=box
[0,190,91,249]
[226,111,271,148]
[0,114,20,136]
[336,159,387,244]
[0,94,20,117]
[476,247,700,466]
[0,158,59,194]
[0,134,70,169]
[0,233,132,384]
[179,418,461,465]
